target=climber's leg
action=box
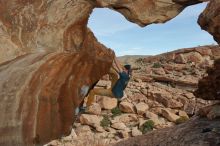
[86,88,114,106]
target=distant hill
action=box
[117,45,220,67]
[117,55,150,67]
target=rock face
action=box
[0,1,117,144]
[95,0,202,27]
[195,59,220,100]
[114,117,220,146]
[198,0,220,44]
[0,50,113,146]
[0,0,202,63]
[196,0,220,101]
[0,0,219,146]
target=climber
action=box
[84,58,132,107]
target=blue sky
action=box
[88,2,217,56]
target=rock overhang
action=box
[0,0,219,145]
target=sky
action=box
[88,2,217,56]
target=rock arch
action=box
[0,0,219,145]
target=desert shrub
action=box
[100,115,111,128]
[139,120,155,134]
[111,107,122,117]
[175,116,189,124]
[152,62,162,68]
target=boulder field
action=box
[0,0,219,145]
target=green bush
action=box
[152,62,162,68]
[139,120,155,134]
[100,115,111,128]
[111,107,122,117]
[175,116,189,124]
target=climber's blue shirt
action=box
[112,71,130,99]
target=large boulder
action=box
[144,111,164,125]
[185,52,203,63]
[86,103,102,115]
[196,0,220,122]
[0,51,113,146]
[112,114,138,125]
[79,114,103,127]
[135,102,149,115]
[195,59,220,100]
[114,117,220,146]
[175,54,187,64]
[198,0,220,44]
[119,102,135,113]
[0,0,219,145]
[111,122,127,130]
[154,93,183,109]
[161,108,180,122]
[98,96,118,110]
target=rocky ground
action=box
[45,45,220,146]
[0,0,219,145]
[115,116,220,146]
